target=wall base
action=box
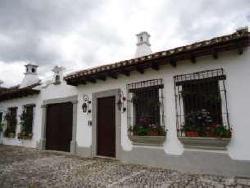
[36,139,46,150]
[76,146,92,158]
[0,132,2,144]
[121,146,250,177]
[70,140,77,154]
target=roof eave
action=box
[64,29,250,86]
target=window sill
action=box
[4,133,15,138]
[18,136,32,140]
[178,136,231,150]
[17,133,33,140]
[128,135,166,146]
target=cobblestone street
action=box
[0,145,250,188]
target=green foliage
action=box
[4,111,17,137]
[182,109,213,133]
[181,109,232,138]
[128,116,166,136]
[214,126,232,138]
[19,108,33,138]
[0,122,3,132]
[128,125,166,136]
[132,126,149,136]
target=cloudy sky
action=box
[0,0,249,86]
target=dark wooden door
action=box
[46,102,73,152]
[97,96,116,157]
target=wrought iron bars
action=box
[174,68,230,137]
[127,79,165,130]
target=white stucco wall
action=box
[0,80,77,148]
[0,47,249,161]
[0,95,39,148]
[75,48,250,161]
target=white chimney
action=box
[20,64,40,88]
[52,66,65,85]
[135,31,152,58]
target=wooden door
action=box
[97,96,116,157]
[46,102,73,152]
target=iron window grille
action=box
[21,104,35,135]
[174,68,230,137]
[0,111,3,132]
[127,79,165,132]
[0,112,2,124]
[5,107,18,136]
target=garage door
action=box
[46,102,73,152]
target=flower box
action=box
[185,131,199,137]
[178,136,231,150]
[17,133,33,140]
[22,136,32,140]
[6,132,15,138]
[128,135,166,146]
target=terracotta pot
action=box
[148,130,159,136]
[185,131,199,137]
[205,130,215,137]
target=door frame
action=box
[92,89,121,159]
[37,95,78,154]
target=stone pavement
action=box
[0,145,249,188]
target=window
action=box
[133,88,160,126]
[0,112,2,123]
[4,107,18,137]
[127,79,165,136]
[20,105,34,138]
[0,112,3,132]
[174,69,230,138]
[182,79,222,124]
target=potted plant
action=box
[129,124,166,136]
[0,122,3,133]
[4,112,17,138]
[214,125,232,138]
[0,121,4,144]
[19,109,33,140]
[181,123,199,137]
[128,116,166,146]
[18,132,33,140]
[180,109,213,137]
[178,109,232,150]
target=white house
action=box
[0,28,250,176]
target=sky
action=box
[0,0,249,87]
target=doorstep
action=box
[94,155,118,161]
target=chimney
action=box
[20,64,40,88]
[135,31,152,58]
[52,66,64,85]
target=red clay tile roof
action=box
[0,87,8,94]
[64,28,250,86]
[0,83,40,102]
